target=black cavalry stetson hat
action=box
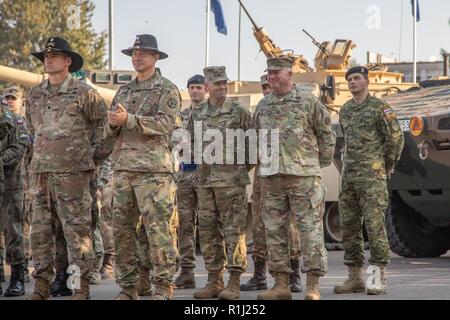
[31,37,84,73]
[121,34,168,59]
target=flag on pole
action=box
[410,0,421,22]
[210,0,227,35]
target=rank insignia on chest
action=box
[167,98,177,108]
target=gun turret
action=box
[238,0,283,58]
[238,0,311,73]
[302,29,330,58]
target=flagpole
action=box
[108,0,114,70]
[413,0,417,82]
[238,5,241,82]
[206,0,211,67]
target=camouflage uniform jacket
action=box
[254,86,335,177]
[188,98,252,188]
[96,155,113,190]
[105,71,181,173]
[339,94,404,181]
[0,103,30,189]
[26,75,111,173]
[178,106,197,182]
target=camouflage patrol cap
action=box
[3,86,23,99]
[260,74,269,86]
[345,66,369,80]
[265,57,293,71]
[203,66,229,83]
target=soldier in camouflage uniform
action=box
[174,74,207,289]
[4,86,32,284]
[334,66,404,295]
[254,57,335,300]
[241,74,303,293]
[98,156,115,280]
[26,37,112,300]
[0,94,30,297]
[189,66,252,300]
[105,34,180,300]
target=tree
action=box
[0,0,107,74]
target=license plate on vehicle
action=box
[398,119,410,132]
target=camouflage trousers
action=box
[261,175,327,276]
[113,171,178,288]
[23,185,32,262]
[54,178,105,272]
[0,232,4,264]
[252,172,302,261]
[338,178,390,267]
[23,206,31,262]
[30,172,95,281]
[176,173,197,268]
[0,189,25,266]
[99,182,114,256]
[197,186,248,274]
[137,207,179,272]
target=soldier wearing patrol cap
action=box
[260,74,272,96]
[105,34,181,300]
[26,36,112,300]
[0,95,30,297]
[241,73,303,293]
[3,87,24,116]
[2,86,32,286]
[173,74,207,289]
[334,66,404,295]
[189,66,253,300]
[254,57,335,300]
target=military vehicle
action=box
[381,80,450,257]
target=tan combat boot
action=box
[71,277,90,300]
[100,254,115,280]
[257,272,292,300]
[218,271,241,300]
[366,266,387,295]
[193,272,224,299]
[174,267,195,289]
[114,286,139,300]
[137,266,152,296]
[334,266,366,294]
[150,281,174,300]
[304,272,321,300]
[28,278,50,300]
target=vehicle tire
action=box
[323,202,342,243]
[386,193,450,258]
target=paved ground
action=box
[1,249,450,300]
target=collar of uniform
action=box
[209,98,233,115]
[129,71,162,90]
[270,87,295,104]
[41,74,74,95]
[351,94,372,110]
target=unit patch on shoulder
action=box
[167,98,178,108]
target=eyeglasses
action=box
[5,96,17,101]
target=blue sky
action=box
[91,0,450,88]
